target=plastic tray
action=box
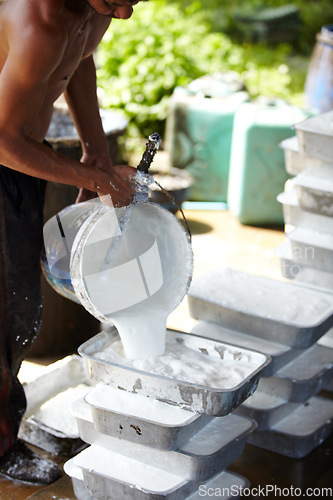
[74,444,199,500]
[65,455,250,500]
[292,165,333,217]
[191,321,305,377]
[275,240,333,292]
[186,470,250,500]
[257,343,333,402]
[277,188,333,234]
[72,397,256,481]
[295,110,333,163]
[63,458,92,500]
[18,355,90,456]
[188,268,333,348]
[236,391,298,431]
[78,328,270,416]
[247,396,333,458]
[84,385,211,451]
[279,136,323,175]
[288,227,333,274]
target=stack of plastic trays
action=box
[187,267,333,458]
[277,109,333,292]
[64,327,270,499]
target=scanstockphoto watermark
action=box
[198,484,333,497]
[281,244,315,279]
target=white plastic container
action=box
[295,110,333,163]
[188,267,333,348]
[84,385,211,450]
[279,135,323,175]
[257,343,333,402]
[79,329,270,416]
[236,390,298,431]
[288,227,333,273]
[72,396,256,481]
[74,445,197,500]
[292,164,333,217]
[277,187,333,233]
[63,458,92,500]
[275,240,333,292]
[191,320,305,377]
[247,396,333,458]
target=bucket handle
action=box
[136,132,192,242]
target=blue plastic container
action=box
[166,74,249,202]
[305,25,333,114]
[227,100,310,226]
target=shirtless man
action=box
[0,0,142,484]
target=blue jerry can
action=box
[166,73,249,202]
[228,99,310,226]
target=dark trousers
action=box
[0,164,46,456]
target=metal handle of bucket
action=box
[137,132,192,241]
[137,132,161,173]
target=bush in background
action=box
[97,0,327,142]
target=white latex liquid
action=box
[94,332,259,389]
[110,312,168,359]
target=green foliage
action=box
[97,0,309,140]
[178,0,333,52]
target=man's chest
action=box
[51,16,110,83]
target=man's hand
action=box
[77,151,137,207]
[96,164,137,207]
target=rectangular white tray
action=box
[275,240,333,292]
[188,268,333,348]
[65,455,250,500]
[247,396,333,458]
[19,355,90,456]
[74,445,198,500]
[72,397,256,481]
[293,165,333,217]
[78,328,269,416]
[279,136,323,175]
[236,391,298,431]
[295,110,333,163]
[257,343,333,402]
[277,188,333,234]
[84,385,211,451]
[288,227,333,274]
[191,321,305,377]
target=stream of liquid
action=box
[110,312,168,359]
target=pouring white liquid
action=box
[71,201,193,359]
[111,312,168,359]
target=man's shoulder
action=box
[3,0,67,42]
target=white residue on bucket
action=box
[92,332,258,389]
[31,384,90,436]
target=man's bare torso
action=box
[0,0,110,141]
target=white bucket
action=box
[44,199,193,358]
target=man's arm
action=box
[64,54,113,202]
[0,5,135,206]
[64,54,109,163]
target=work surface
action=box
[2,208,332,499]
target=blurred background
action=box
[95,0,333,153]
